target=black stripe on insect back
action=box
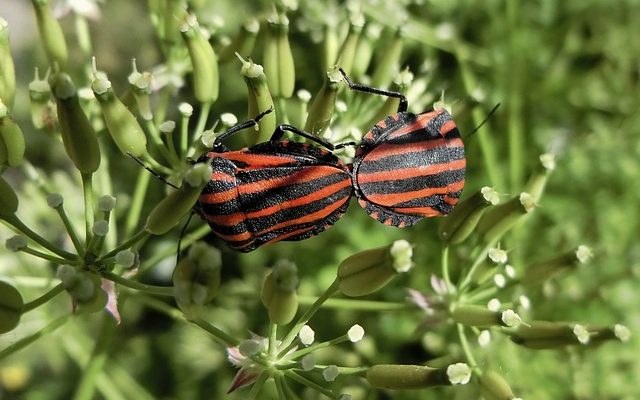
[359,168,466,194]
[245,187,352,232]
[359,146,465,173]
[393,189,463,209]
[237,171,350,213]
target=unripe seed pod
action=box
[478,371,516,400]
[508,320,585,349]
[261,260,299,325]
[366,364,449,389]
[127,59,153,121]
[145,163,212,235]
[521,249,584,286]
[451,305,502,327]
[337,240,413,297]
[304,67,342,136]
[32,0,69,67]
[477,192,534,244]
[0,100,25,167]
[0,280,23,334]
[263,12,295,98]
[371,28,404,89]
[351,22,382,79]
[0,173,19,217]
[0,18,16,109]
[181,14,219,104]
[334,14,364,76]
[219,18,259,63]
[237,55,276,145]
[321,22,339,73]
[438,187,499,244]
[92,69,148,157]
[524,153,555,204]
[50,73,101,174]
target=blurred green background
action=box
[1,0,639,399]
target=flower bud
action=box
[438,187,498,244]
[304,67,342,136]
[323,365,339,382]
[92,67,148,158]
[337,240,413,297]
[0,18,16,109]
[0,174,19,217]
[351,22,382,79]
[237,55,276,145]
[366,364,451,389]
[478,371,516,400]
[28,68,54,130]
[0,280,23,333]
[173,242,222,315]
[521,245,591,286]
[145,162,212,235]
[0,100,25,167]
[32,0,69,67]
[49,73,101,174]
[371,28,404,89]
[57,266,107,313]
[524,153,555,204]
[263,12,295,98]
[261,260,299,325]
[127,59,154,121]
[476,192,535,245]
[219,18,259,63]
[181,14,219,104]
[333,13,364,76]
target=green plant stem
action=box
[22,283,66,312]
[99,229,150,260]
[278,280,340,353]
[463,286,499,303]
[285,370,336,399]
[145,120,180,166]
[296,296,410,311]
[55,205,84,254]
[337,366,368,376]
[21,246,81,265]
[0,315,70,360]
[73,314,117,400]
[459,244,493,292]
[194,101,212,138]
[180,114,189,157]
[154,86,172,125]
[274,374,288,400]
[457,323,478,371]
[101,271,173,296]
[268,322,278,357]
[3,215,78,260]
[287,334,348,360]
[190,317,240,347]
[441,246,454,292]
[125,169,151,237]
[278,97,289,124]
[81,173,95,251]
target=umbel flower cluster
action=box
[0,1,630,399]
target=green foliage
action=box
[1,0,638,399]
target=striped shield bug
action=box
[195,108,355,252]
[338,67,465,227]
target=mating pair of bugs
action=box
[193,68,465,252]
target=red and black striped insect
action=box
[195,109,355,252]
[339,68,465,227]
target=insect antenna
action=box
[465,103,501,139]
[127,152,179,189]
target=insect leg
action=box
[214,107,274,143]
[271,124,357,150]
[338,67,408,113]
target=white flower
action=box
[178,103,193,117]
[323,365,339,382]
[390,240,413,272]
[348,324,365,342]
[575,245,593,264]
[540,153,556,171]
[488,248,508,264]
[296,89,311,102]
[518,295,531,310]
[238,339,262,357]
[487,298,501,312]
[573,324,590,344]
[614,324,631,342]
[478,330,491,347]
[446,363,471,385]
[336,100,348,113]
[494,274,506,288]
[505,265,516,278]
[501,309,522,328]
[481,186,500,205]
[299,325,315,346]
[220,113,238,127]
[519,192,536,213]
[301,354,315,371]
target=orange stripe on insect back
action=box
[212,229,253,242]
[199,187,238,204]
[263,225,315,245]
[357,158,466,184]
[238,167,342,195]
[209,171,235,183]
[366,180,465,207]
[205,211,245,227]
[223,152,295,168]
[439,119,457,136]
[363,138,463,162]
[385,110,443,141]
[392,206,442,217]
[246,179,351,219]
[255,197,348,235]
